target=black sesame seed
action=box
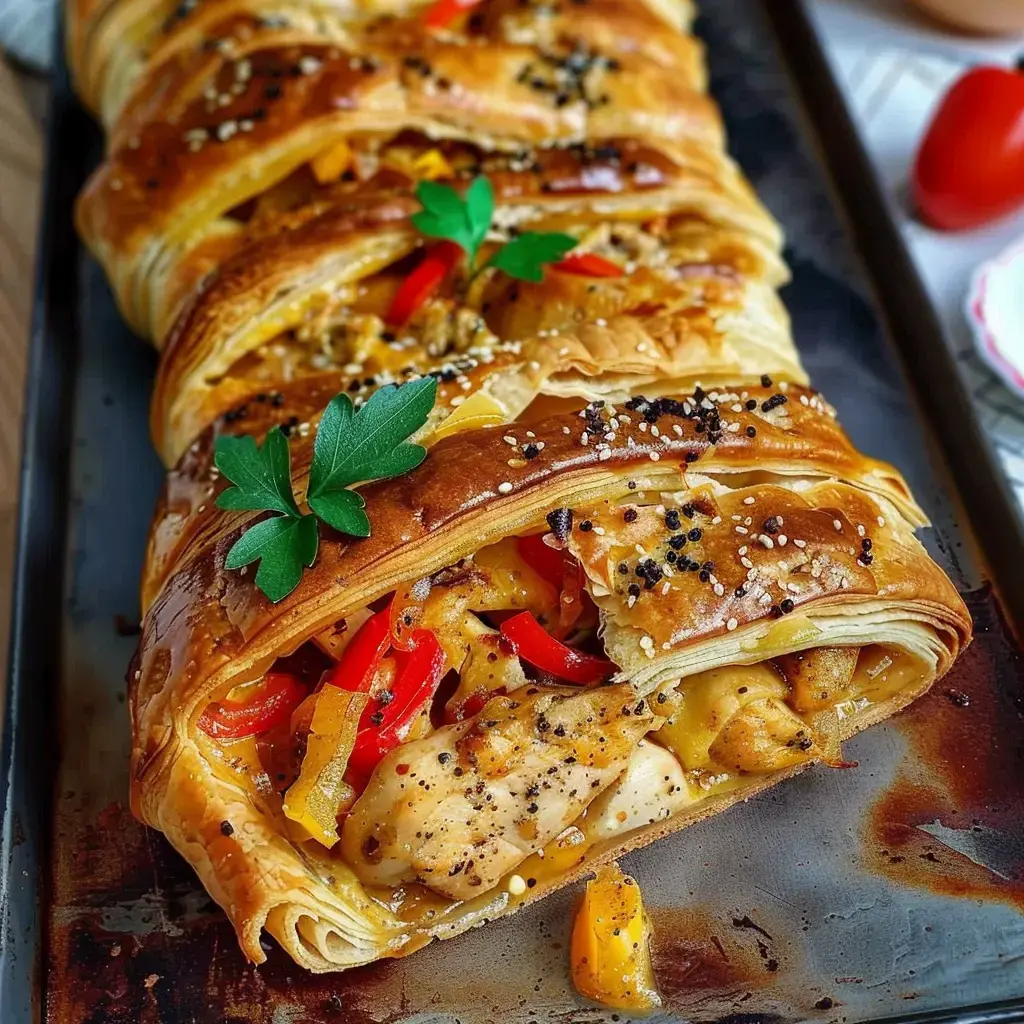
[523,443,540,460]
[779,598,795,614]
[579,520,593,532]
[734,586,746,597]
[688,528,703,542]
[669,534,687,550]
[685,452,699,463]
[761,374,773,388]
[861,538,872,551]
[546,507,573,541]
[627,583,641,598]
[617,562,629,575]
[664,509,681,530]
[437,752,452,764]
[623,508,638,523]
[746,398,757,410]
[763,517,780,534]
[746,426,757,438]
[220,820,234,837]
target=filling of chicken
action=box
[195,520,924,914]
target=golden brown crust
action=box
[75,0,970,979]
[129,387,968,971]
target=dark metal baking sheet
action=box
[3,1,1024,1021]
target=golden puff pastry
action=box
[74,1,763,342]
[131,378,969,973]
[69,0,699,125]
[149,186,795,465]
[73,0,972,984]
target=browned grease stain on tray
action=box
[863,585,1024,910]
[648,905,788,1016]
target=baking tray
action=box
[2,0,1023,1021]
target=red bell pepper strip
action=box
[347,629,447,779]
[423,0,483,30]
[324,605,393,692]
[385,240,462,325]
[198,672,307,739]
[500,611,612,685]
[551,253,625,278]
[516,533,568,592]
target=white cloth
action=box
[809,0,1024,509]
[0,0,57,71]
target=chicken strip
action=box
[341,683,659,900]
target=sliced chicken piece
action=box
[708,696,820,773]
[584,739,697,842]
[340,684,659,900]
[776,646,860,713]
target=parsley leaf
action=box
[224,514,319,604]
[213,376,438,603]
[486,231,577,283]
[307,376,437,500]
[412,177,494,267]
[215,430,301,516]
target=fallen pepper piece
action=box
[570,862,661,1011]
[198,672,306,739]
[385,240,462,325]
[500,611,612,685]
[551,253,625,278]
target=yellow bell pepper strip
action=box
[430,390,508,441]
[570,863,662,1011]
[198,672,306,739]
[310,139,352,184]
[283,686,367,846]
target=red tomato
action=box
[913,66,1024,231]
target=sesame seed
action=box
[498,482,513,494]
[793,538,807,548]
[833,519,843,532]
[507,874,527,896]
[727,617,738,631]
[639,635,654,650]
[740,556,754,569]
[735,526,748,535]
[649,452,661,462]
[743,496,756,505]
[777,534,787,546]
[758,534,774,549]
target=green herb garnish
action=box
[215,376,438,602]
[412,177,576,283]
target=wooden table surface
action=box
[0,60,45,680]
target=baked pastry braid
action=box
[70,0,971,985]
[131,377,969,972]
[150,181,796,464]
[74,0,771,344]
[68,0,699,125]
